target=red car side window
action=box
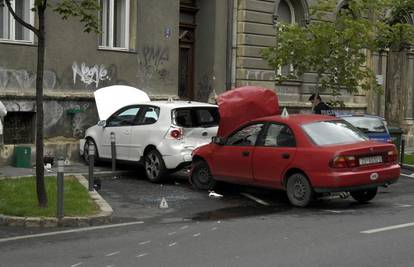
[226,123,265,146]
[263,124,296,147]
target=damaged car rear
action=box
[80,85,219,182]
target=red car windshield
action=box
[302,120,368,146]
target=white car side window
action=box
[107,107,140,127]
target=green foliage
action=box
[0,176,99,217]
[1,0,100,33]
[54,0,101,33]
[262,0,414,96]
[403,153,414,165]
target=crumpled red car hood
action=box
[217,86,280,137]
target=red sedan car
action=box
[190,114,400,207]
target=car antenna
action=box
[167,96,174,102]
[281,107,289,118]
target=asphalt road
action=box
[1,169,414,267]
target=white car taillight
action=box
[166,126,183,140]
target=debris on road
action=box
[208,191,223,198]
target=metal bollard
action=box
[56,158,64,219]
[111,132,116,172]
[401,136,405,164]
[88,141,95,191]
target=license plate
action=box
[359,155,383,165]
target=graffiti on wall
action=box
[137,45,171,85]
[70,103,91,138]
[72,62,110,88]
[0,67,57,90]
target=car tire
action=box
[191,160,216,190]
[286,173,314,207]
[350,187,377,203]
[144,149,167,183]
[83,139,100,165]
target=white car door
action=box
[128,105,162,161]
[101,106,141,160]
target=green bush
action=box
[0,176,99,217]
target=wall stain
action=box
[0,67,56,90]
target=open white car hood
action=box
[94,85,151,120]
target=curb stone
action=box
[401,164,414,171]
[0,175,113,228]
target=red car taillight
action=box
[331,155,357,168]
[166,127,183,140]
[385,149,398,163]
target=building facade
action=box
[1,0,414,165]
[0,0,230,164]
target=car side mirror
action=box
[97,120,107,127]
[212,136,226,145]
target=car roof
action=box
[151,100,217,108]
[251,114,338,124]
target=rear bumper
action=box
[311,164,400,193]
[158,139,209,169]
[314,178,398,193]
[162,153,192,169]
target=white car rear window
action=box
[174,107,219,128]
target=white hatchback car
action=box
[80,86,219,182]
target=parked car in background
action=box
[336,114,392,143]
[80,85,219,182]
[191,113,400,207]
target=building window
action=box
[0,0,34,43]
[4,112,35,144]
[277,0,295,77]
[99,0,132,50]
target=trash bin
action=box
[14,146,32,168]
[388,127,404,159]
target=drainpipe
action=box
[229,0,238,89]
[225,0,234,90]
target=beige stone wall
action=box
[234,0,368,112]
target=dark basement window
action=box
[4,112,35,144]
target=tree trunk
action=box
[385,49,407,127]
[35,7,47,208]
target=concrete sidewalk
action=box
[0,162,137,178]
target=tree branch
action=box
[4,0,39,36]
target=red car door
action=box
[212,123,265,182]
[253,123,296,187]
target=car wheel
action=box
[286,173,314,207]
[144,149,167,183]
[83,139,100,164]
[191,160,216,190]
[350,187,377,203]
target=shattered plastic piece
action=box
[208,191,223,198]
[44,163,53,172]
